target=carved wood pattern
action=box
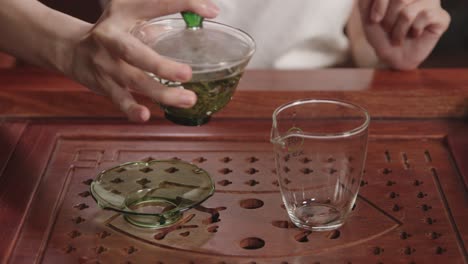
[1,121,466,263]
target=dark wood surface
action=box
[1,68,468,119]
[0,68,467,264]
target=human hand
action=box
[64,0,219,122]
[358,0,450,70]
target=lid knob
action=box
[181,11,204,29]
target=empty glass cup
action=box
[270,99,370,231]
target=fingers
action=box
[391,2,450,45]
[122,67,197,108]
[381,0,413,31]
[370,0,390,23]
[391,1,426,45]
[411,9,450,37]
[94,57,197,122]
[103,59,197,108]
[358,0,374,23]
[93,25,192,83]
[97,73,150,122]
[367,0,450,45]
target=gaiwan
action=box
[132,12,256,126]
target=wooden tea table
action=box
[0,68,467,263]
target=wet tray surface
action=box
[2,121,467,264]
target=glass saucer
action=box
[90,159,215,228]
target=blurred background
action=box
[422,0,468,67]
[1,0,467,69]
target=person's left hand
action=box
[359,0,450,70]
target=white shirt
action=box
[212,0,354,69]
[101,0,354,69]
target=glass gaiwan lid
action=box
[133,12,256,75]
[90,159,215,229]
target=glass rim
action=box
[271,99,370,139]
[133,18,256,71]
[90,160,215,216]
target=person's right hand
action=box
[63,0,219,122]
